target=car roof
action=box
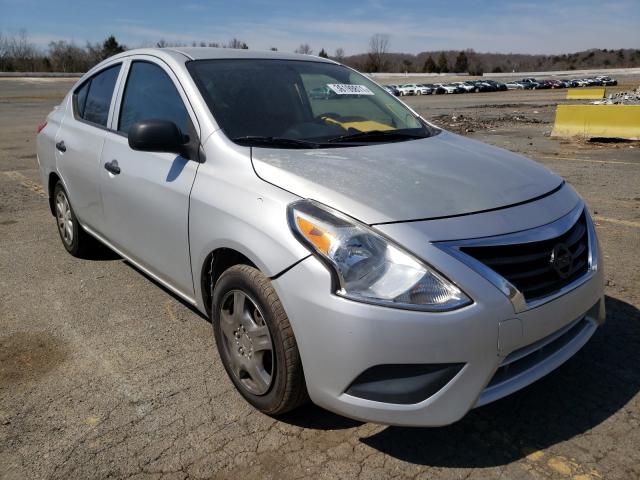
[97,47,339,68]
[160,47,337,63]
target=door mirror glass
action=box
[128,120,187,155]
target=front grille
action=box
[461,212,589,301]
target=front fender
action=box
[189,133,310,313]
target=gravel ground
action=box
[1,78,639,480]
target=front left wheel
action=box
[211,265,308,415]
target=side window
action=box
[74,64,121,127]
[74,80,90,118]
[118,61,189,135]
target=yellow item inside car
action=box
[321,116,395,133]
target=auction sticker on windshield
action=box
[327,84,375,95]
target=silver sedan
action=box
[36,48,604,426]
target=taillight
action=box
[37,121,47,134]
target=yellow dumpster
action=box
[552,104,640,140]
[566,88,606,100]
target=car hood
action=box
[251,130,563,225]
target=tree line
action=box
[1,30,637,74]
[0,31,251,72]
[347,35,640,74]
[0,31,127,72]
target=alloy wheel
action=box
[55,191,73,246]
[219,290,274,395]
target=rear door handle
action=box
[104,160,121,175]
[55,141,66,152]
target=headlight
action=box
[287,200,471,311]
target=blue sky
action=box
[1,0,638,55]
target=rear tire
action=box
[211,265,308,415]
[53,182,97,257]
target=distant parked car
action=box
[419,84,436,94]
[383,85,401,96]
[585,78,603,86]
[440,83,465,94]
[506,81,524,90]
[597,76,617,86]
[453,82,475,93]
[397,84,416,96]
[519,80,537,90]
[431,84,447,94]
[462,81,479,92]
[479,81,499,92]
[468,80,494,92]
[484,80,508,91]
[546,80,564,89]
[405,84,431,95]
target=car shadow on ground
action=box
[81,244,211,319]
[121,259,211,321]
[80,239,122,261]
[285,296,640,466]
[279,404,363,430]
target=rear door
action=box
[56,62,123,228]
[98,58,200,299]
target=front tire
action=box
[211,265,307,415]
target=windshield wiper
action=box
[231,136,324,149]
[326,130,427,143]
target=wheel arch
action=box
[200,247,258,318]
[47,171,62,216]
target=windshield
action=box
[187,59,435,147]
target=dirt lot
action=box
[1,77,639,480]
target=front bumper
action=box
[272,218,604,427]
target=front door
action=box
[99,59,200,299]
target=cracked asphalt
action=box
[1,78,639,480]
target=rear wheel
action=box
[212,265,308,414]
[53,182,97,257]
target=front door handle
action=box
[55,140,66,152]
[104,160,121,175]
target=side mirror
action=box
[128,119,187,156]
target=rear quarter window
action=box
[74,81,90,118]
[73,64,121,127]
